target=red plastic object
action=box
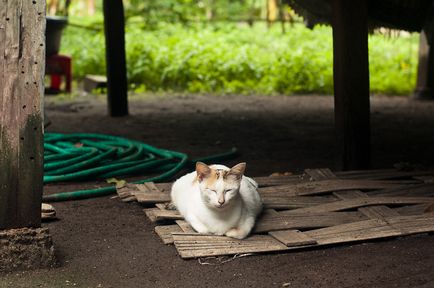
[46,54,72,93]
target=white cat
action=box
[170,162,262,239]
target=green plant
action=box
[61,21,419,95]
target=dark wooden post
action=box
[103,0,129,117]
[413,31,434,100]
[0,0,45,229]
[331,0,371,170]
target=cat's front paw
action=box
[189,220,209,234]
[225,228,249,239]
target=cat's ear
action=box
[227,162,246,180]
[196,162,211,182]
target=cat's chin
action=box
[211,203,228,210]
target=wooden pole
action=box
[0,0,45,229]
[331,0,371,170]
[413,31,434,100]
[103,0,129,117]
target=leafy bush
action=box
[60,21,419,95]
[124,0,263,28]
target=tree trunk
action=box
[332,0,371,170]
[103,0,129,117]
[413,31,434,100]
[0,0,45,229]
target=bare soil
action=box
[1,95,433,288]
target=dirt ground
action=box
[1,94,434,288]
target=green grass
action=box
[60,21,419,95]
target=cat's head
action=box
[195,162,246,209]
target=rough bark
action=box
[0,0,45,229]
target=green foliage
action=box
[368,34,418,94]
[61,26,106,78]
[61,22,419,95]
[124,0,262,28]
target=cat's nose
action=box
[218,199,225,205]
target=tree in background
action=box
[48,0,97,16]
[123,0,264,27]
[47,0,71,16]
[62,0,297,29]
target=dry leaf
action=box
[106,178,127,189]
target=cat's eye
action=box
[207,189,217,193]
[224,189,232,193]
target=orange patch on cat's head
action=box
[205,169,230,186]
[202,170,218,186]
[195,162,229,186]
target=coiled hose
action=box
[43,133,237,202]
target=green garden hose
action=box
[42,133,237,202]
